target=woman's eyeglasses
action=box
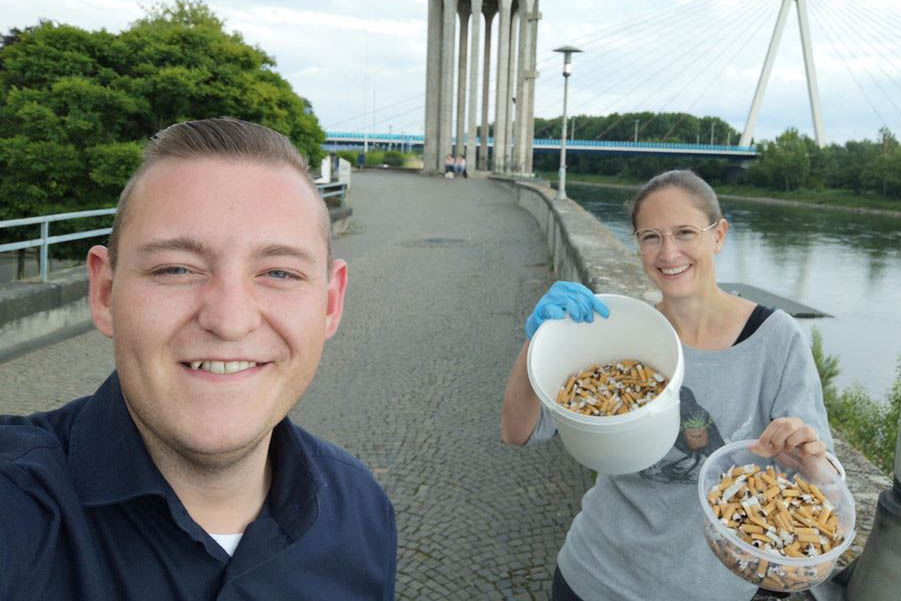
[632,221,719,255]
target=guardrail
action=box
[318,181,347,207]
[0,182,349,284]
[0,208,117,282]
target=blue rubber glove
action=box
[525,281,610,339]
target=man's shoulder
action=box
[289,422,375,475]
[0,396,92,460]
[284,422,389,499]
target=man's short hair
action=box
[108,118,331,269]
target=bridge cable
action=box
[324,93,424,130]
[814,0,901,100]
[533,0,713,73]
[658,2,778,142]
[533,2,721,117]
[573,0,759,138]
[859,0,901,40]
[630,0,775,142]
[622,0,773,140]
[807,0,892,131]
[811,0,901,125]
[533,0,724,116]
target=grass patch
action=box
[812,327,900,475]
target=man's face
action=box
[88,157,347,467]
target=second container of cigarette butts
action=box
[527,293,684,474]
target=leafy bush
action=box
[813,326,900,475]
[382,150,405,167]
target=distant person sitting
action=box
[445,153,455,178]
[455,155,467,178]
[0,118,396,600]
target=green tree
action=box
[0,0,325,252]
[749,128,811,191]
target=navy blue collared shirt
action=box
[0,373,396,601]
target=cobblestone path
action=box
[0,171,594,600]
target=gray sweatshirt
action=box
[527,309,833,601]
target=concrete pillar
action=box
[493,0,512,173]
[503,8,517,174]
[465,0,482,172]
[479,7,495,170]
[438,0,458,169]
[512,0,533,174]
[423,0,443,173]
[524,0,540,174]
[454,2,470,158]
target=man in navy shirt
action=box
[0,118,396,600]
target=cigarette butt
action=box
[782,489,801,498]
[762,575,784,590]
[809,484,827,505]
[765,485,781,500]
[749,514,770,530]
[740,524,764,534]
[756,559,769,579]
[797,532,821,544]
[818,506,832,526]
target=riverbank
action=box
[541,172,901,218]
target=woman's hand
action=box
[751,417,826,459]
[525,281,609,339]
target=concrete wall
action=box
[493,177,660,302]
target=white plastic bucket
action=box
[527,294,684,474]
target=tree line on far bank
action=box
[530,113,901,202]
[0,0,325,269]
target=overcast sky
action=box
[2,0,900,144]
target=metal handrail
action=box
[0,182,348,283]
[0,208,117,282]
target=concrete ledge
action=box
[491,176,659,301]
[0,207,354,362]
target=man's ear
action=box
[324,259,348,340]
[87,245,115,338]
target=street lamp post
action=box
[554,46,582,201]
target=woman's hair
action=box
[628,169,723,229]
[108,117,327,268]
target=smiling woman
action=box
[501,169,837,601]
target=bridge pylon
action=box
[423,1,541,176]
[741,0,825,147]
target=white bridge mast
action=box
[740,0,825,148]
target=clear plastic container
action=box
[698,439,855,592]
[527,294,684,474]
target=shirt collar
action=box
[69,372,172,505]
[68,371,321,540]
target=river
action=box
[568,183,901,402]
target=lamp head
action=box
[554,45,583,76]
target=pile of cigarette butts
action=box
[555,360,667,416]
[705,463,844,591]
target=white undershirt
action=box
[209,532,244,556]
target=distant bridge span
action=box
[324,131,758,159]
